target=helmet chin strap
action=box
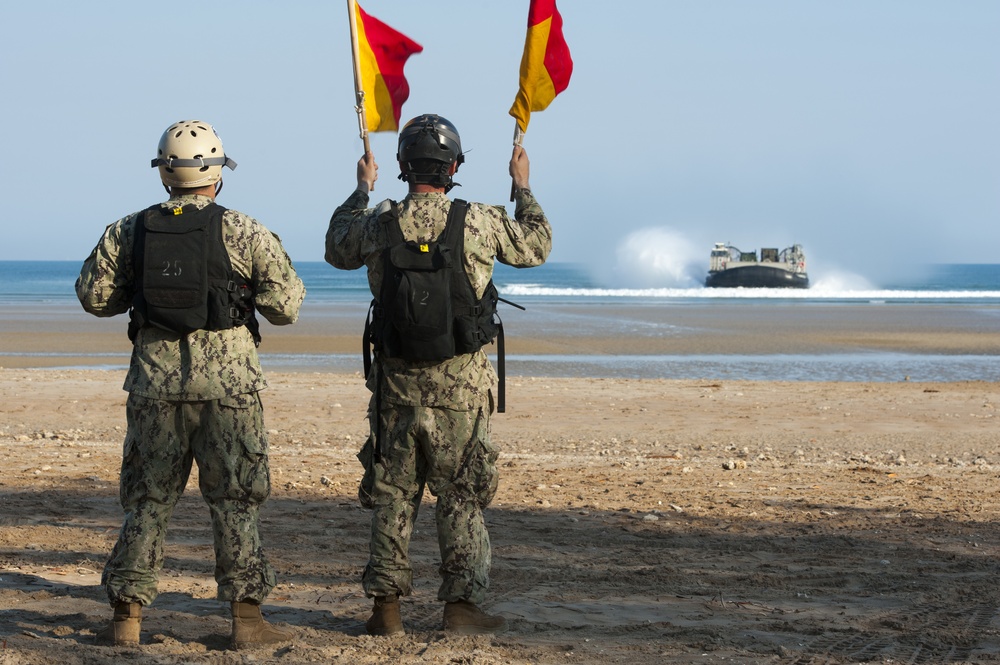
[161,179,224,197]
[399,163,460,192]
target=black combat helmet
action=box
[397,114,465,191]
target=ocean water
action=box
[2,261,999,381]
[6,261,1000,305]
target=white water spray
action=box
[809,270,873,292]
[610,227,704,288]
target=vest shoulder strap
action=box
[443,199,468,254]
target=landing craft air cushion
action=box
[705,243,809,288]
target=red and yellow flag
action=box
[353,2,423,132]
[509,0,573,133]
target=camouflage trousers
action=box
[102,392,276,606]
[359,398,499,604]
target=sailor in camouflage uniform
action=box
[325,115,552,635]
[76,120,305,649]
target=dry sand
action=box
[2,357,1000,663]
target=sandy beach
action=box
[2,309,1000,664]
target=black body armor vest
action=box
[128,202,260,345]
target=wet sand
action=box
[2,301,998,370]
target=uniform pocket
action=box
[467,437,500,508]
[218,392,269,502]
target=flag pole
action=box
[509,120,525,201]
[347,0,372,157]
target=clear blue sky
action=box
[3,1,998,287]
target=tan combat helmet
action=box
[151,120,237,188]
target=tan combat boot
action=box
[442,599,508,634]
[230,600,293,649]
[94,601,142,646]
[365,595,404,636]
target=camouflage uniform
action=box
[325,189,551,604]
[77,193,305,606]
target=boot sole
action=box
[366,628,405,636]
[443,622,508,635]
[366,619,405,636]
[231,639,292,650]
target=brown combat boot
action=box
[365,595,404,636]
[230,600,293,649]
[442,599,508,634]
[94,601,142,646]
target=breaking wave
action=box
[498,284,1000,300]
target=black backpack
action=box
[368,199,499,363]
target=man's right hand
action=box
[509,146,530,191]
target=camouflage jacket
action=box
[325,189,552,409]
[76,194,305,400]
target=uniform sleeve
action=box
[490,189,553,268]
[249,221,305,326]
[75,215,136,317]
[325,189,382,270]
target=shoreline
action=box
[3,301,999,380]
[5,354,1000,382]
